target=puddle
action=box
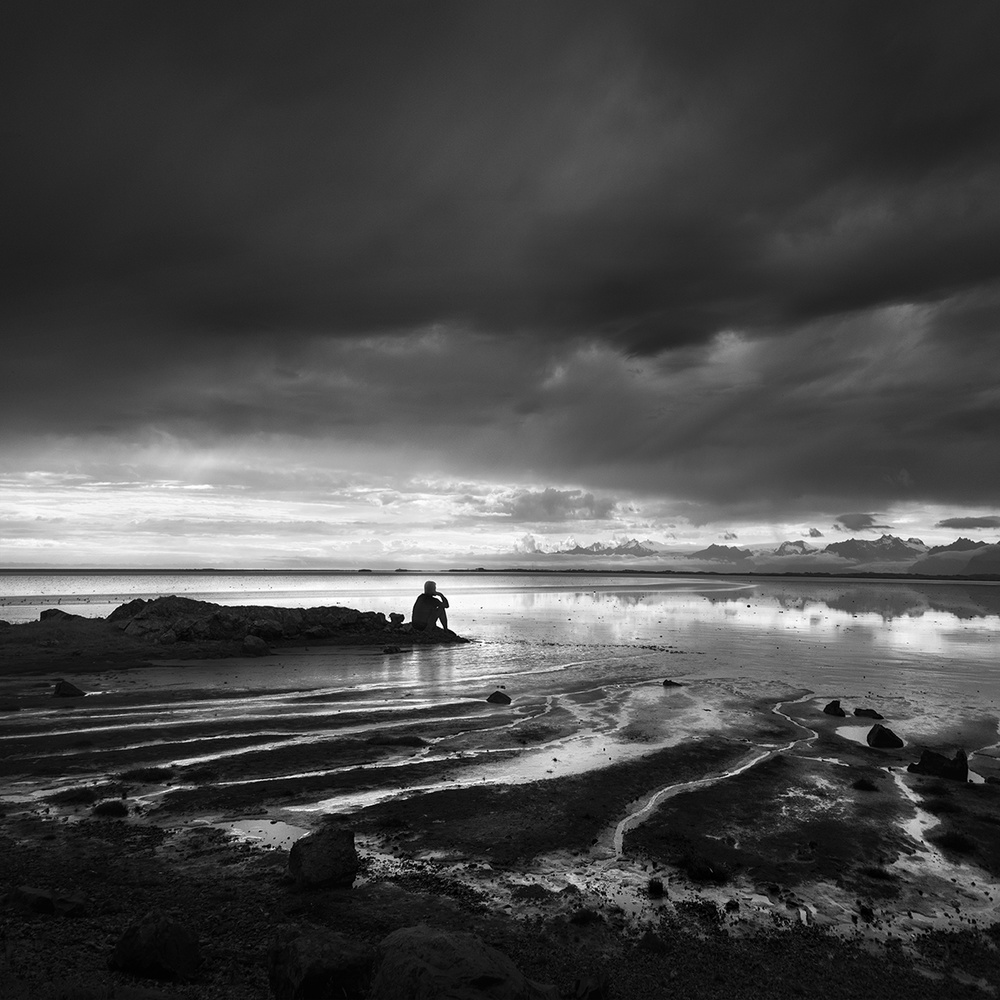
[217,819,309,850]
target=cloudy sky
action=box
[2,1,999,568]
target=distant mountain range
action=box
[529,533,1000,576]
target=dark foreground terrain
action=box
[2,805,999,1000]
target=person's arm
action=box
[436,592,449,609]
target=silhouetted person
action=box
[411,580,450,632]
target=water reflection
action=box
[706,581,1000,620]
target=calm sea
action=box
[2,571,998,739]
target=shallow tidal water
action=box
[3,571,1000,939]
[3,573,998,791]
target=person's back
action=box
[411,580,449,632]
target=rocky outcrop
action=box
[907,748,969,782]
[39,608,86,621]
[822,700,847,717]
[268,924,373,1000]
[487,690,512,705]
[105,595,469,650]
[108,910,201,981]
[370,925,559,1000]
[288,824,359,888]
[866,724,904,749]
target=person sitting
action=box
[411,581,450,632]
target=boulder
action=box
[487,690,512,705]
[242,634,270,656]
[5,886,87,917]
[907,748,969,782]
[40,608,85,621]
[382,645,402,654]
[108,910,201,981]
[662,679,684,687]
[571,975,610,1000]
[251,618,285,639]
[268,924,373,1000]
[866,724,904,749]
[288,825,358,888]
[854,707,884,720]
[370,925,559,1000]
[389,613,405,626]
[636,929,669,954]
[822,700,846,717]
[7,886,55,914]
[53,679,86,698]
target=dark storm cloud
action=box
[834,514,894,533]
[3,0,1000,360]
[935,516,1000,530]
[4,0,1000,544]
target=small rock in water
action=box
[823,699,847,717]
[854,707,885,719]
[53,679,86,698]
[867,724,904,749]
[662,679,684,687]
[382,645,402,654]
[907,747,969,782]
[486,690,512,705]
[647,877,665,898]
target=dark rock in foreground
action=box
[370,924,559,1000]
[241,634,270,656]
[288,824,358,888]
[6,886,87,917]
[487,690,512,705]
[908,748,969,782]
[854,707,884,720]
[109,910,202,981]
[866,723,904,749]
[823,699,847,717]
[268,924,373,1000]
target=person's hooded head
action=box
[423,580,436,595]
